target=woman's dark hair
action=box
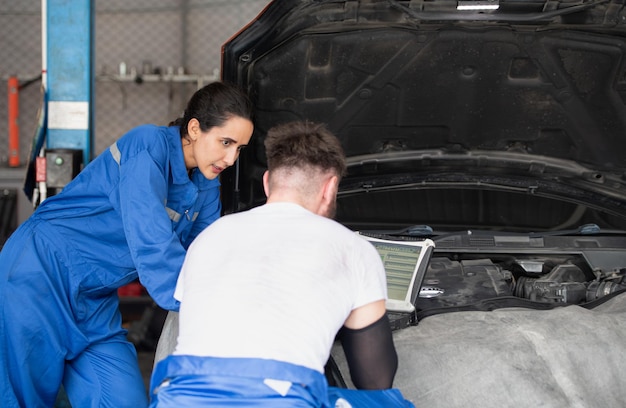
[169,82,253,137]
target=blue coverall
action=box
[0,125,221,408]
[150,355,416,408]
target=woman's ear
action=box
[187,118,200,141]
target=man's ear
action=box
[320,175,339,211]
[262,170,270,198]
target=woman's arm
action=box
[118,150,185,311]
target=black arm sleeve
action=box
[339,313,398,390]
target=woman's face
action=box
[184,116,254,180]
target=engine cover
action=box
[414,258,513,311]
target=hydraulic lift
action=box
[1,1,94,247]
[25,0,94,205]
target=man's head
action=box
[263,121,347,218]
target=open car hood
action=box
[216,5,626,404]
[221,0,626,232]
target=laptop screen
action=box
[372,241,423,300]
[360,234,436,312]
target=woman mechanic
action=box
[0,81,254,407]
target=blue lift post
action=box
[45,0,94,192]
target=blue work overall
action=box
[150,355,415,408]
[0,125,221,407]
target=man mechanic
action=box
[149,121,414,407]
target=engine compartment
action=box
[415,251,626,314]
[351,229,626,319]
[415,254,626,310]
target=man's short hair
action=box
[264,121,347,177]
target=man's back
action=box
[174,201,387,373]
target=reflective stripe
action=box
[166,207,181,222]
[110,142,121,165]
[191,212,198,222]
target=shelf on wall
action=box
[96,71,220,89]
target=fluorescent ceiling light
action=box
[457,1,500,10]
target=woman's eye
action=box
[222,140,231,146]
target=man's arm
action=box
[340,299,398,389]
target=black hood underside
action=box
[221,0,626,231]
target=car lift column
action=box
[45,0,94,193]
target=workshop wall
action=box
[0,0,269,167]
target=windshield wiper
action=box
[359,225,435,238]
[359,223,626,242]
[529,223,600,237]
[529,223,626,237]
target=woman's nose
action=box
[224,149,239,167]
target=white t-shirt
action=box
[173,202,387,373]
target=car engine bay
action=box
[417,251,626,312]
[376,229,626,317]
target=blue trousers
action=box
[150,355,415,407]
[0,219,148,407]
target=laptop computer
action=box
[358,234,436,323]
